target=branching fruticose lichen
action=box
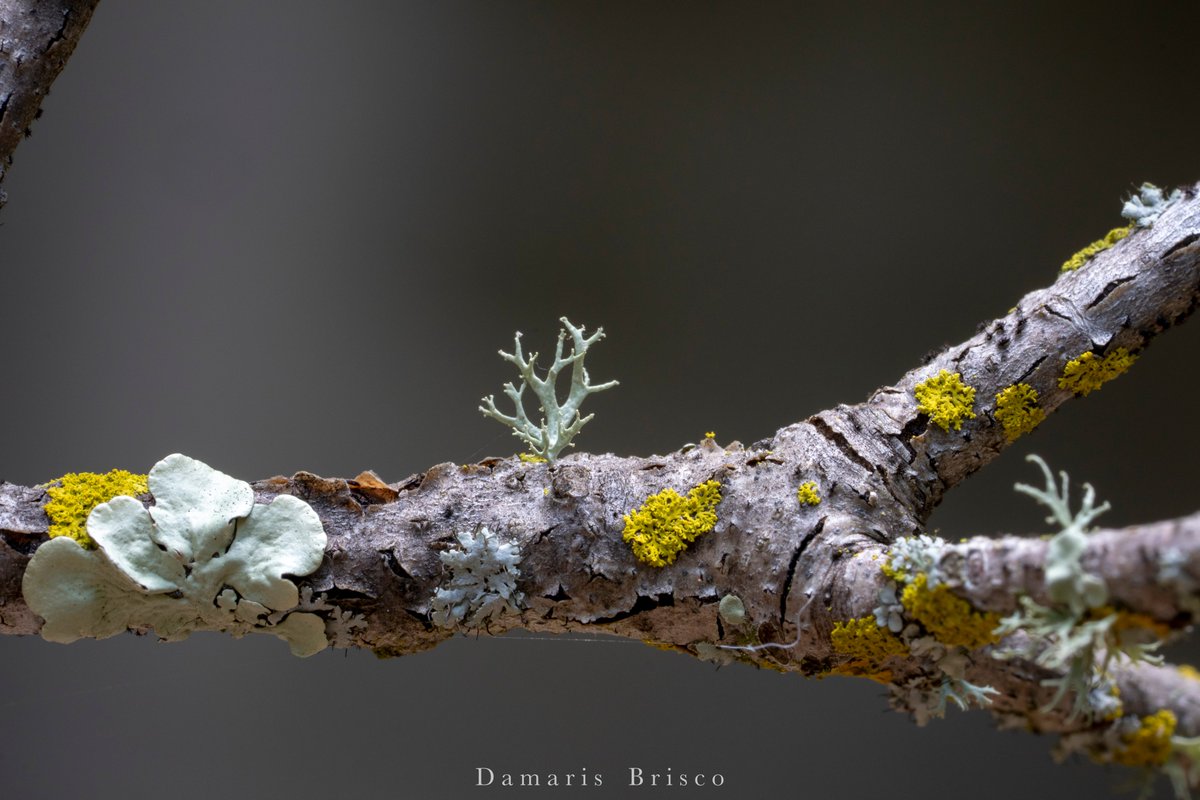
[22,454,330,657]
[430,526,524,629]
[994,456,1162,721]
[913,370,976,432]
[621,481,722,567]
[44,469,149,548]
[479,317,618,463]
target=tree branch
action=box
[2,179,1199,782]
[0,0,99,207]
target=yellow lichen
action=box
[1178,664,1200,682]
[914,370,977,432]
[796,481,821,506]
[830,616,909,662]
[1060,225,1133,273]
[1095,607,1173,640]
[518,452,548,464]
[826,663,895,684]
[993,383,1046,441]
[900,573,1001,649]
[704,431,716,439]
[622,480,722,567]
[1057,348,1137,396]
[1114,709,1176,767]
[44,469,150,549]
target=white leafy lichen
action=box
[430,526,524,629]
[479,317,618,464]
[21,453,330,657]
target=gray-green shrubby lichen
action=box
[994,456,1162,721]
[892,634,998,724]
[430,526,524,628]
[21,453,329,657]
[479,317,618,463]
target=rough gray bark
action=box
[0,0,99,207]
[2,182,1198,773]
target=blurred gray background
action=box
[2,2,1198,798]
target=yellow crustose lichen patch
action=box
[796,481,821,506]
[1058,348,1138,396]
[1177,664,1200,682]
[829,617,908,684]
[993,383,1046,442]
[622,480,722,567]
[1114,709,1176,767]
[914,370,977,432]
[900,573,1001,650]
[44,469,150,548]
[1060,224,1133,273]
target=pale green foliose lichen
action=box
[718,594,746,626]
[21,453,329,657]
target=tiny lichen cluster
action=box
[872,533,1003,723]
[1058,348,1138,397]
[1122,182,1183,228]
[622,480,722,567]
[1059,182,1181,273]
[796,481,821,506]
[430,526,524,629]
[44,469,149,548]
[993,383,1045,441]
[479,317,618,463]
[913,369,977,432]
[1114,710,1177,768]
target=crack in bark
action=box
[811,415,875,475]
[778,516,824,629]
[589,592,675,625]
[1085,275,1137,310]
